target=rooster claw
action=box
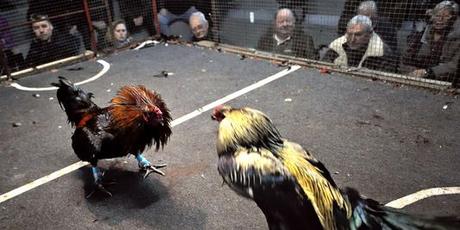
[141,164,167,178]
[86,182,114,198]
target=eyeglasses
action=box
[433,14,453,20]
[346,31,369,37]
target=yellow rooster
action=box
[212,105,460,230]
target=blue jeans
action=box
[158,6,197,36]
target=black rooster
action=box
[212,105,460,230]
[52,77,172,196]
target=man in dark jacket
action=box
[322,15,396,72]
[25,15,80,67]
[119,0,155,36]
[257,8,317,60]
[401,1,460,83]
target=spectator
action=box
[158,0,209,40]
[27,0,110,51]
[338,1,397,52]
[0,15,24,73]
[257,8,317,59]
[118,0,155,36]
[105,20,133,49]
[25,14,80,67]
[189,12,209,41]
[401,1,460,82]
[276,0,310,23]
[356,1,398,52]
[322,15,396,72]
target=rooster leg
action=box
[135,153,167,178]
[86,166,112,198]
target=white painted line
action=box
[0,161,89,203]
[385,187,460,209]
[10,60,111,92]
[0,65,300,204]
[171,65,301,126]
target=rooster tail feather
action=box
[51,76,98,126]
[343,187,460,230]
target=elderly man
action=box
[257,8,317,59]
[189,11,209,41]
[401,1,460,82]
[356,1,398,52]
[321,15,395,72]
[158,0,209,41]
[25,15,80,67]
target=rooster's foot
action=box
[86,181,115,198]
[141,163,167,178]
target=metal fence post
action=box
[83,0,97,54]
[151,0,161,37]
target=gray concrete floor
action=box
[0,44,459,229]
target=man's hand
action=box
[409,69,427,78]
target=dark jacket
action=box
[119,0,155,35]
[401,19,460,81]
[25,32,80,67]
[322,32,396,73]
[257,27,318,60]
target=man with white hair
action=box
[257,8,317,59]
[321,15,396,72]
[158,0,209,41]
[357,1,398,52]
[189,12,209,40]
[401,0,460,82]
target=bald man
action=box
[257,8,317,59]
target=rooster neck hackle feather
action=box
[108,85,172,151]
[279,141,351,230]
[110,85,165,129]
[217,107,283,155]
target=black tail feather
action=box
[343,187,460,230]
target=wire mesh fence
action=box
[1,0,459,88]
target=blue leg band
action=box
[135,153,151,167]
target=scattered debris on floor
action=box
[33,93,40,98]
[153,71,173,78]
[66,67,83,71]
[443,101,453,110]
[12,122,22,127]
[415,134,430,144]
